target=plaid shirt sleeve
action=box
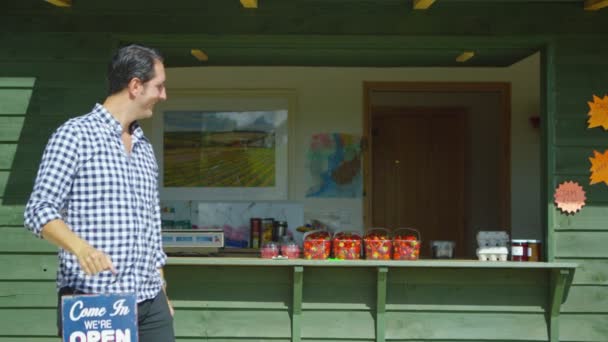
[24,123,80,238]
[153,193,167,268]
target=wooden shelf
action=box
[168,256,577,269]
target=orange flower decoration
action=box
[589,150,608,186]
[554,181,586,214]
[587,94,608,130]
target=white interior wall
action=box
[142,52,540,242]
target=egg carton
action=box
[476,246,509,261]
[477,230,510,247]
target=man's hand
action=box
[167,298,175,317]
[41,219,117,276]
[75,244,117,276]
[159,268,174,317]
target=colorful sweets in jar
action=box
[260,242,279,259]
[281,242,300,259]
[303,230,332,260]
[364,228,392,260]
[393,228,421,260]
[332,231,362,260]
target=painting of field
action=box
[163,110,284,187]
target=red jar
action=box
[333,231,362,260]
[281,242,300,259]
[260,242,279,259]
[511,239,528,261]
[303,230,331,260]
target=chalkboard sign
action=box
[61,293,138,342]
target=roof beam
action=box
[584,0,608,10]
[413,0,436,10]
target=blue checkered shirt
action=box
[24,104,166,303]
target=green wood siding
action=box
[549,36,608,342]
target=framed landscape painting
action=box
[152,90,295,200]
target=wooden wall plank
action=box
[0,281,55,307]
[554,206,608,231]
[560,314,608,342]
[554,146,601,176]
[386,284,546,312]
[0,117,25,141]
[561,285,608,313]
[0,89,32,114]
[389,267,546,285]
[557,259,608,285]
[0,205,25,226]
[0,33,114,63]
[0,255,56,280]
[303,267,375,309]
[4,142,45,167]
[15,115,74,144]
[385,312,548,340]
[303,341,538,342]
[554,92,608,119]
[25,87,101,117]
[0,227,55,252]
[301,310,374,339]
[554,118,608,147]
[555,232,608,258]
[0,169,37,201]
[0,77,35,88]
[174,309,292,338]
[0,62,106,86]
[166,265,291,308]
[0,171,7,195]
[0,339,60,342]
[0,144,17,169]
[553,75,608,119]
[0,308,56,335]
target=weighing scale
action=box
[162,229,224,255]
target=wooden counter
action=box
[165,257,577,342]
[168,256,575,268]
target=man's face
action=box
[138,60,167,119]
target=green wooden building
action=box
[1,0,607,341]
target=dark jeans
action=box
[57,287,175,342]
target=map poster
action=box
[62,293,137,342]
[306,133,362,198]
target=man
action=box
[24,44,175,341]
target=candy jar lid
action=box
[262,242,278,249]
[281,239,297,246]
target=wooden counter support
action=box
[292,266,303,342]
[548,268,574,342]
[376,267,388,342]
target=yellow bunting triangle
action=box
[589,149,608,186]
[587,94,608,130]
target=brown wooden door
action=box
[371,107,466,257]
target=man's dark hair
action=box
[107,44,164,95]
